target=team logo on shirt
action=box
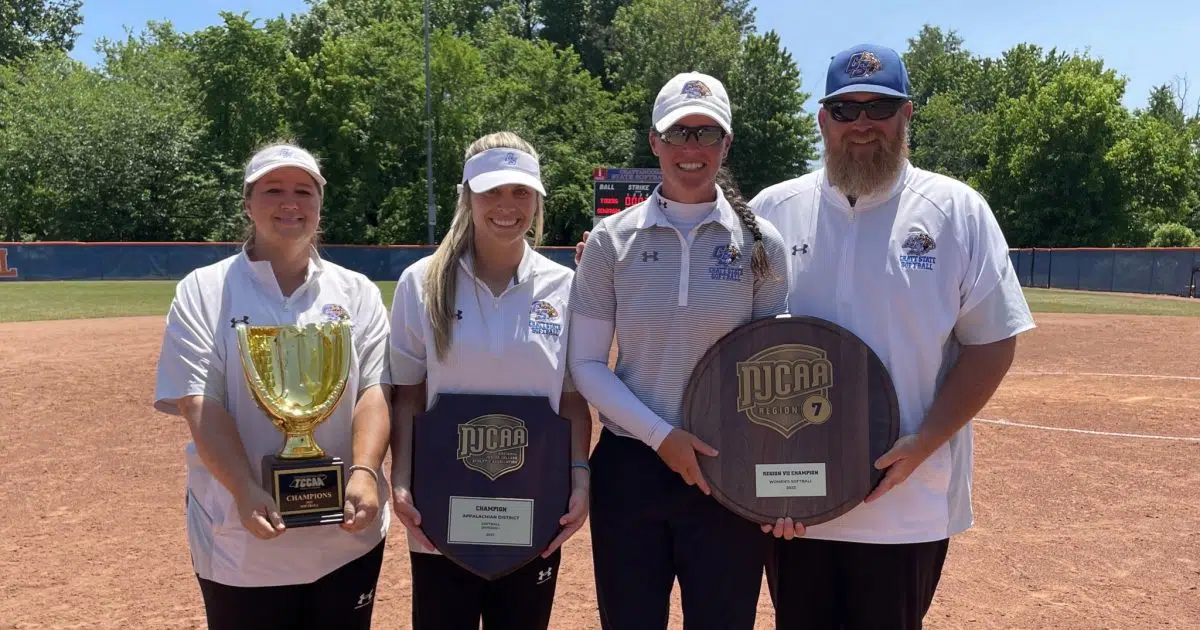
[736,344,834,438]
[709,244,744,281]
[457,414,529,480]
[681,79,712,99]
[322,303,351,322]
[900,230,937,271]
[846,51,883,78]
[529,300,562,337]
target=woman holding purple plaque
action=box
[387,131,593,630]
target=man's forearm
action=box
[916,337,1017,450]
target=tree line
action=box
[1,0,1197,247]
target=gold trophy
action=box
[235,321,353,527]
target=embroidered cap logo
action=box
[846,51,883,78]
[681,79,712,99]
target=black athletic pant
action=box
[195,538,385,630]
[766,536,950,630]
[589,429,769,630]
[409,548,562,630]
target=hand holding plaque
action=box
[235,321,353,528]
[682,316,900,527]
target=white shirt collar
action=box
[820,160,911,211]
[637,183,741,234]
[458,239,539,287]
[238,241,324,299]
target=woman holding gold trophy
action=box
[387,131,593,630]
[153,142,393,629]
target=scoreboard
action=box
[593,167,663,220]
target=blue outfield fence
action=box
[1008,248,1200,297]
[2,243,1198,297]
[0,242,579,282]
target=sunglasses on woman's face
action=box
[823,98,907,123]
[657,124,727,147]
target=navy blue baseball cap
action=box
[819,44,910,103]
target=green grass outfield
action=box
[1,282,1198,323]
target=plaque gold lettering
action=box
[736,344,834,438]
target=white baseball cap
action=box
[244,144,327,189]
[461,147,546,196]
[652,71,733,134]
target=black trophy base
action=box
[263,455,346,528]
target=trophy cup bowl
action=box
[235,321,354,527]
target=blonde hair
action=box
[425,131,545,361]
[240,138,325,250]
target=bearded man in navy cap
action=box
[748,44,1035,630]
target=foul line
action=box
[975,418,1200,442]
[1010,370,1200,381]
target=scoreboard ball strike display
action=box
[592,167,663,219]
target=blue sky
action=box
[70,0,1200,116]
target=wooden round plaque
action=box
[681,315,900,526]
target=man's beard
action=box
[823,123,909,199]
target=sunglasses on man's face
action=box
[823,98,907,123]
[657,125,727,147]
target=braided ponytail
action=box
[716,167,773,282]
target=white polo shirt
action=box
[749,161,1035,544]
[153,246,392,587]
[388,242,576,554]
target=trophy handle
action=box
[235,324,280,416]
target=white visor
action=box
[462,148,546,196]
[244,144,327,188]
